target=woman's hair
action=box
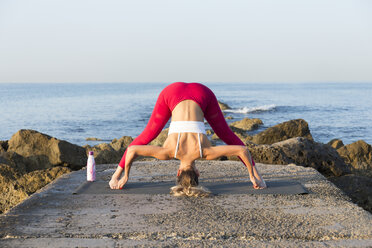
[170,169,211,197]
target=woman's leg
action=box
[118,90,172,169]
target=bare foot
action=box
[118,176,128,189]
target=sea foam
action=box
[224,104,277,114]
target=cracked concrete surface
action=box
[0,161,371,247]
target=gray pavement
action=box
[0,161,371,247]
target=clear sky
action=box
[0,0,371,83]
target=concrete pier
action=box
[1,161,371,247]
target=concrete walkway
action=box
[0,161,371,247]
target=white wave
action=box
[224,104,277,114]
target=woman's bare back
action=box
[163,100,211,162]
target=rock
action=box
[7,129,87,171]
[218,101,231,110]
[272,137,350,177]
[0,154,9,166]
[0,164,70,214]
[84,143,122,164]
[17,166,71,195]
[328,139,344,149]
[245,142,291,165]
[0,151,28,173]
[243,138,350,177]
[110,136,133,152]
[0,164,27,214]
[0,140,8,152]
[230,118,263,131]
[329,174,372,213]
[211,126,250,142]
[82,136,134,165]
[251,119,313,145]
[337,140,372,172]
[150,128,169,146]
[225,116,233,120]
[86,137,102,141]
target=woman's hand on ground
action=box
[109,177,120,189]
[250,176,266,189]
[109,176,128,189]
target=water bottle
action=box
[87,151,96,181]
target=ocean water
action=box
[1,83,371,146]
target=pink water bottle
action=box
[87,151,96,181]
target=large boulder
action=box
[327,139,344,149]
[245,142,291,165]
[272,137,350,177]
[337,140,372,172]
[329,174,372,213]
[244,137,350,177]
[250,119,313,145]
[8,129,87,171]
[230,118,263,131]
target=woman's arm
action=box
[203,145,266,189]
[110,145,171,189]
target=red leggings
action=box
[118,82,255,168]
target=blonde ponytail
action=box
[170,168,211,197]
[170,185,211,197]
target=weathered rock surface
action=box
[110,136,133,152]
[272,138,350,177]
[211,126,250,142]
[327,139,344,149]
[337,140,372,172]
[244,142,291,165]
[249,119,313,145]
[0,164,26,214]
[8,130,87,171]
[329,174,372,213]
[217,100,231,110]
[83,143,121,164]
[0,163,70,214]
[245,137,350,177]
[18,166,71,195]
[83,136,133,164]
[0,140,8,152]
[230,118,263,131]
[0,151,28,173]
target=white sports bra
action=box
[168,121,206,159]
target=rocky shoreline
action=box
[1,105,371,214]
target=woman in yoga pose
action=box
[109,82,266,195]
